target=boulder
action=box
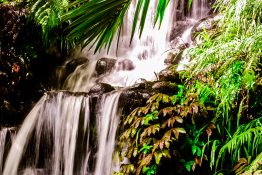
[88,83,115,95]
[191,14,222,41]
[159,65,180,83]
[95,57,116,75]
[164,52,184,65]
[119,90,152,115]
[152,81,178,95]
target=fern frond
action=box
[215,117,262,170]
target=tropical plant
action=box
[183,0,262,173]
[27,0,175,52]
[118,0,262,174]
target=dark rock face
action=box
[0,4,69,125]
[0,4,45,125]
[119,90,152,115]
[159,65,181,83]
[152,81,178,95]
[95,58,116,76]
[89,83,115,95]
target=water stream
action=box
[1,1,210,174]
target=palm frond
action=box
[63,0,174,52]
[62,0,132,52]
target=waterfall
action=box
[0,127,16,174]
[2,91,121,175]
[191,0,210,19]
[94,93,121,175]
[2,1,211,175]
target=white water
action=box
[94,92,121,175]
[3,91,121,175]
[0,127,16,174]
[191,0,210,19]
[62,0,176,90]
[2,1,210,175]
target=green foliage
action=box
[215,117,262,171]
[118,0,262,174]
[118,89,212,174]
[31,0,68,35]
[62,0,175,52]
[183,0,262,173]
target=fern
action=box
[215,117,262,170]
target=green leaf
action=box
[192,145,197,155]
[154,152,163,164]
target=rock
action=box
[130,79,153,90]
[159,65,180,83]
[95,57,116,75]
[119,90,152,115]
[191,14,222,41]
[164,52,184,65]
[152,81,179,95]
[89,83,115,95]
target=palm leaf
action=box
[63,0,132,52]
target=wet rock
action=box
[159,65,180,83]
[89,83,115,95]
[95,57,116,75]
[170,19,195,41]
[130,79,153,90]
[164,52,184,65]
[119,90,152,115]
[191,14,222,41]
[152,81,178,95]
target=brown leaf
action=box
[163,108,169,117]
[175,116,183,123]
[168,117,175,127]
[140,154,152,166]
[206,127,212,137]
[159,140,164,150]
[233,158,247,172]
[206,123,216,137]
[191,103,199,114]
[163,130,171,141]
[172,128,179,139]
[134,118,142,128]
[195,157,202,166]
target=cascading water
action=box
[0,127,16,174]
[3,91,121,175]
[191,0,210,19]
[2,1,211,175]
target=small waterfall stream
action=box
[1,1,211,174]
